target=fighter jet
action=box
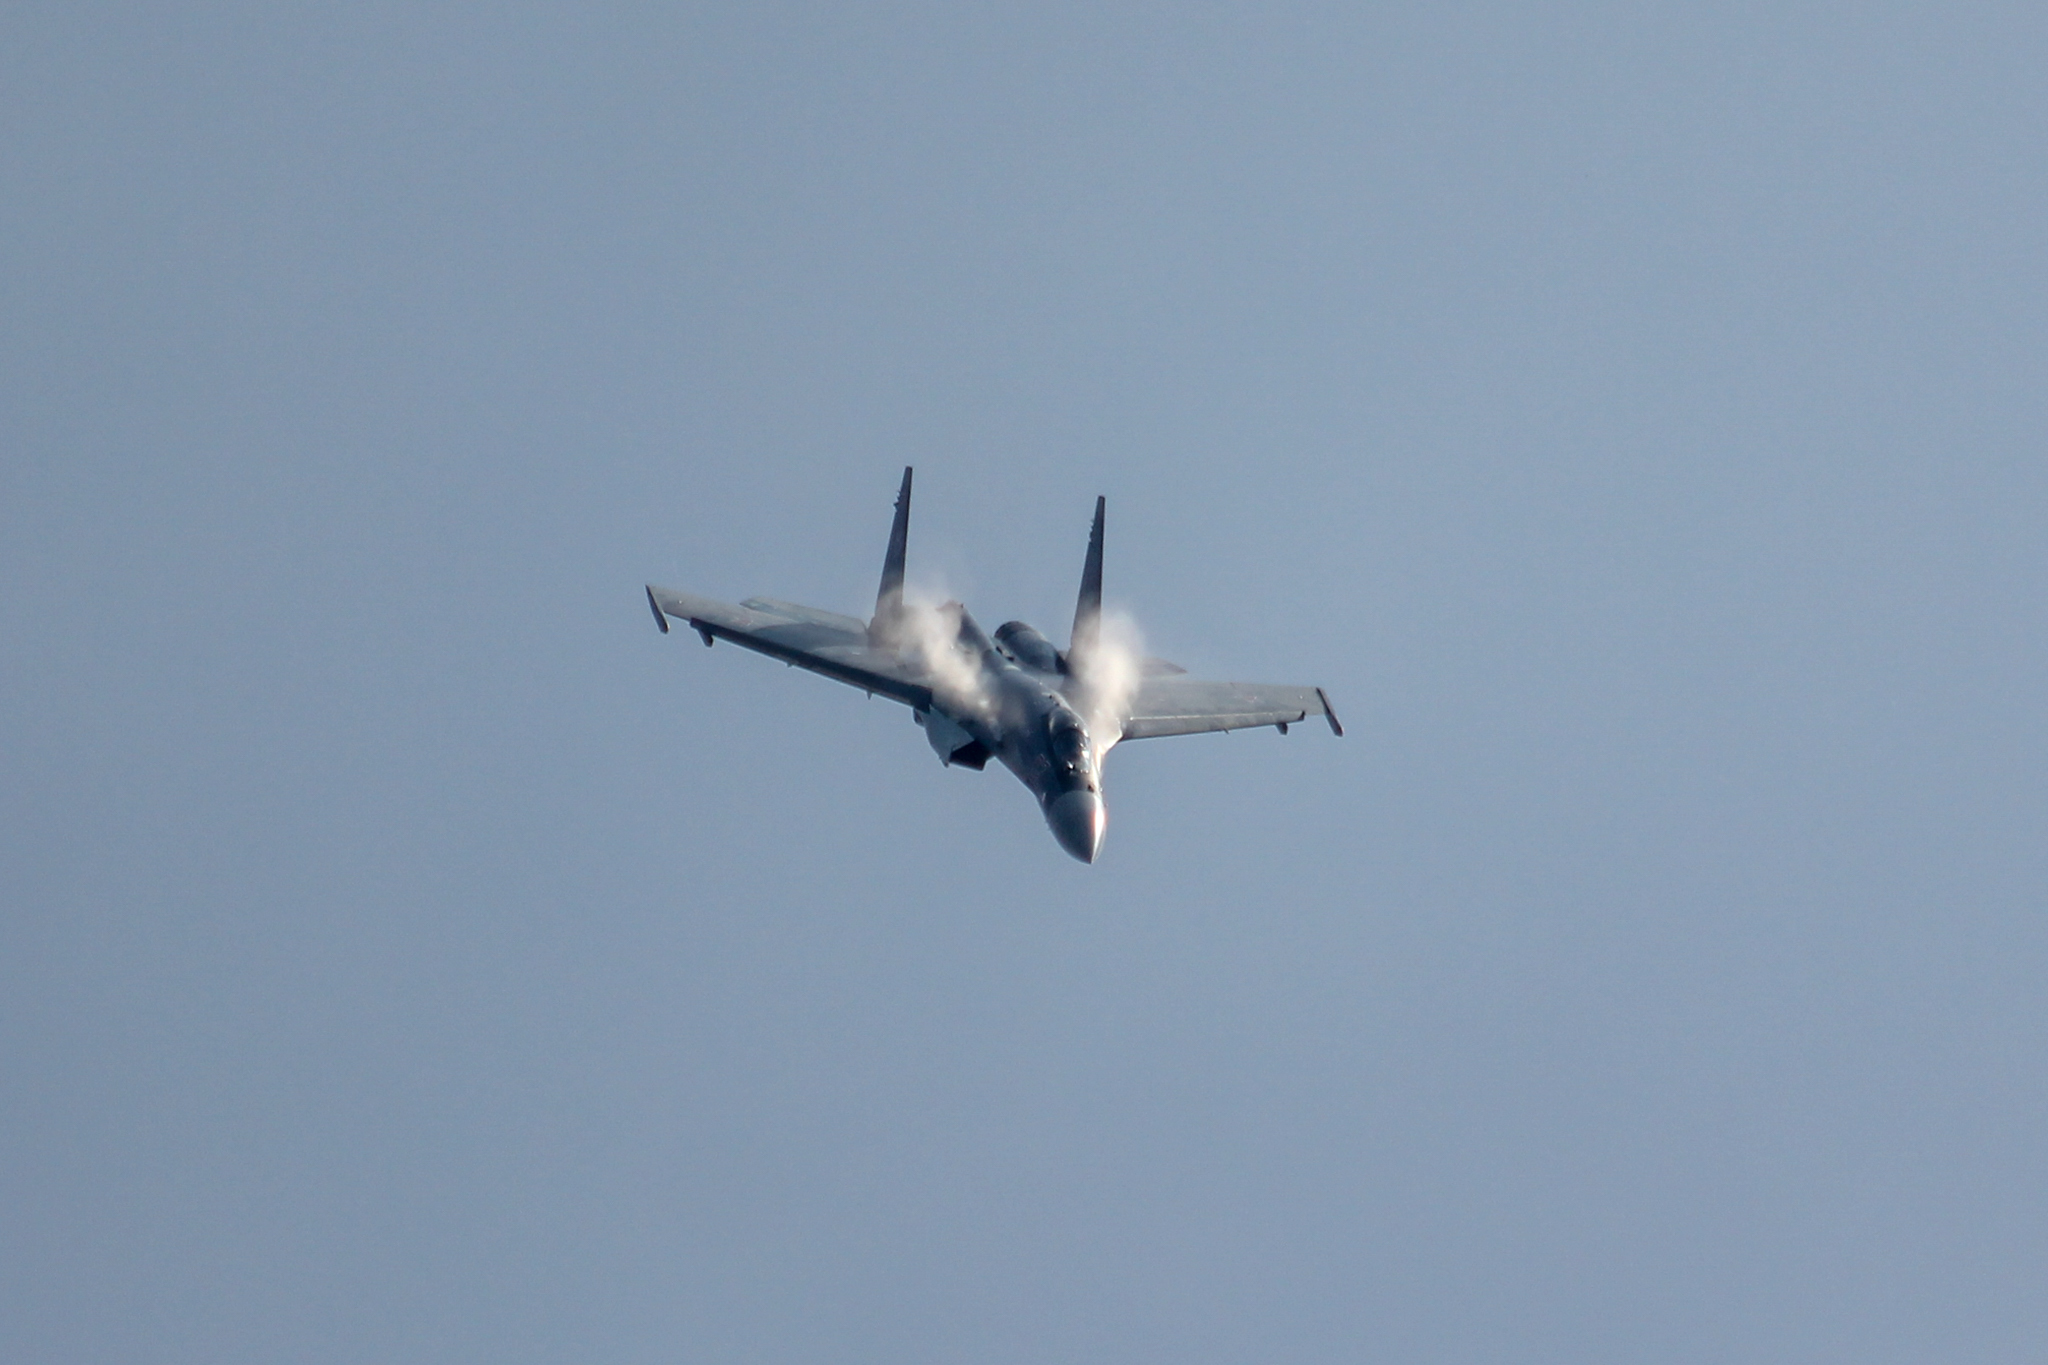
[645,468,1341,862]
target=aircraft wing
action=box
[646,584,935,710]
[1120,677,1343,740]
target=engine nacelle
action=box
[915,707,991,769]
[993,620,1064,674]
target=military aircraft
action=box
[645,468,1341,862]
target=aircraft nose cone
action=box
[1046,789,1106,863]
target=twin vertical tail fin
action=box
[869,466,913,645]
[872,471,1100,665]
[1069,495,1105,667]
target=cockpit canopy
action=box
[994,620,1064,674]
[1048,709,1090,773]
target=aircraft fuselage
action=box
[644,467,1339,863]
[904,608,1107,862]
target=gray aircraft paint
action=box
[647,467,1339,861]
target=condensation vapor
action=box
[886,583,1147,751]
[890,590,997,721]
[1072,607,1145,753]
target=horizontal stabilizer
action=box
[741,597,871,636]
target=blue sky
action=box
[5,5,2044,1361]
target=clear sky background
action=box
[5,5,2044,1361]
